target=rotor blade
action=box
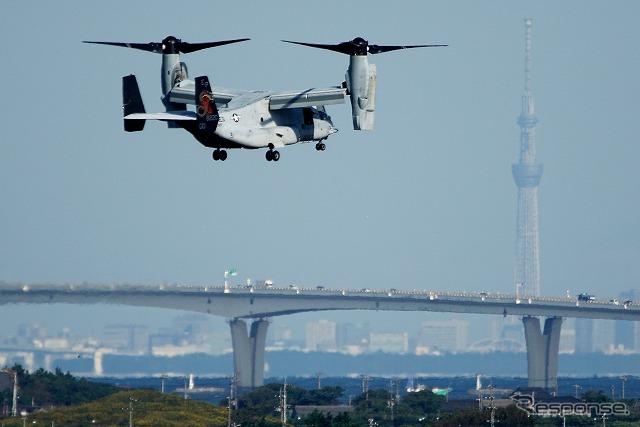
[82,41,163,53]
[368,44,448,54]
[83,37,250,55]
[178,38,250,53]
[282,40,356,55]
[283,38,447,56]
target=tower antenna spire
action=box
[512,18,542,297]
[524,18,532,96]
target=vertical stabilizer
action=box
[122,75,146,132]
[195,75,219,133]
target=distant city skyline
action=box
[2,304,639,377]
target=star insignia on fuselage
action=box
[231,113,241,123]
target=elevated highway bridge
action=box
[2,282,638,388]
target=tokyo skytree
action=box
[512,19,542,297]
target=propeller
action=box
[282,37,447,56]
[82,35,250,54]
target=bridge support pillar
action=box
[229,318,269,388]
[523,316,562,391]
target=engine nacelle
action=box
[161,55,188,127]
[345,55,377,130]
[171,62,189,87]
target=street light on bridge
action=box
[224,269,238,291]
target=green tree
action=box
[351,389,395,425]
[303,410,334,427]
[299,386,345,406]
[582,389,610,402]
[232,383,347,425]
[3,364,120,408]
[1,389,228,427]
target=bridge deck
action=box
[1,283,638,321]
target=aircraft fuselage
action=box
[183,91,335,150]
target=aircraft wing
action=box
[168,79,345,110]
[268,87,345,110]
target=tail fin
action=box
[195,75,219,133]
[122,75,146,132]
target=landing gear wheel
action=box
[266,150,280,162]
[315,142,326,151]
[213,149,228,161]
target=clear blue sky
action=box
[1,2,639,341]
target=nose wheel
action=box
[315,142,326,151]
[266,149,280,162]
[212,149,228,161]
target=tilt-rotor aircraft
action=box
[84,36,446,162]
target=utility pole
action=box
[486,396,496,427]
[160,374,167,394]
[621,375,628,399]
[394,378,400,403]
[12,370,17,418]
[183,376,188,400]
[574,384,580,399]
[316,372,322,390]
[283,378,288,426]
[361,375,370,401]
[611,385,615,400]
[279,378,288,427]
[227,373,238,427]
[1,369,19,417]
[388,380,393,421]
[128,397,136,427]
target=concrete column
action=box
[229,319,269,388]
[249,320,269,387]
[523,316,562,391]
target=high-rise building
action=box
[415,318,469,354]
[574,318,593,354]
[592,320,615,353]
[369,332,408,354]
[559,327,576,354]
[501,319,525,347]
[336,322,370,353]
[102,325,149,355]
[513,19,543,297]
[305,319,337,352]
[615,290,640,351]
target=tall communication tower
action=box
[512,19,542,297]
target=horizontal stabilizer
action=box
[125,111,196,121]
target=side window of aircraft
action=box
[302,108,314,126]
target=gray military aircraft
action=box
[84,36,446,162]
